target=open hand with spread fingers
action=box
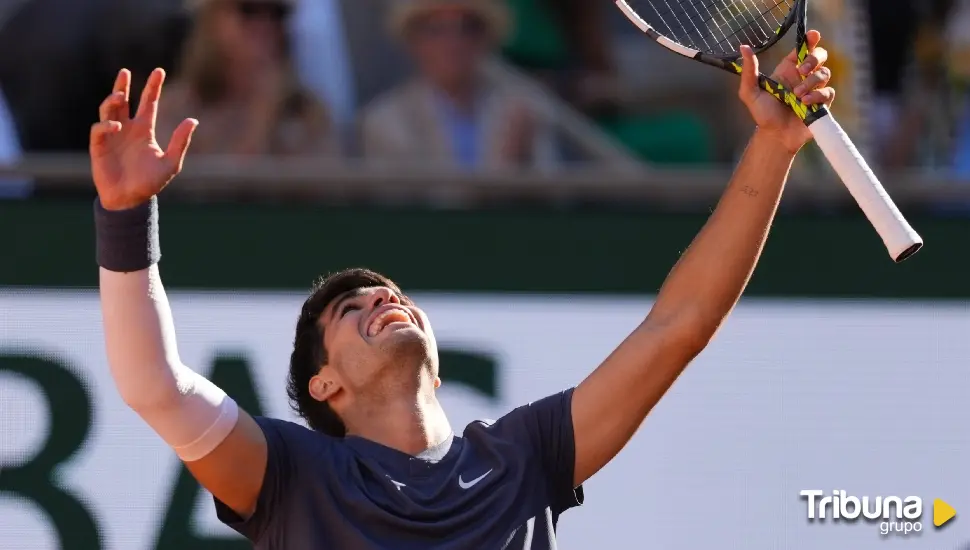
[90,68,198,211]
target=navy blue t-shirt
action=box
[214,388,584,549]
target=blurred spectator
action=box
[869,0,956,170]
[502,0,620,116]
[864,0,919,165]
[807,0,872,152]
[157,0,338,157]
[299,0,415,149]
[0,0,109,152]
[361,0,557,171]
[96,0,191,105]
[0,0,190,151]
[290,0,355,132]
[946,0,970,177]
[0,84,30,198]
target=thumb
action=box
[164,118,199,174]
[738,45,760,105]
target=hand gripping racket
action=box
[615,0,922,262]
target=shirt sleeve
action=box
[494,388,584,515]
[212,416,304,542]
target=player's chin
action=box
[375,327,434,365]
[369,323,428,346]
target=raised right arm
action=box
[92,68,268,519]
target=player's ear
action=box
[309,368,341,402]
[433,376,441,389]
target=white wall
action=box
[1,291,968,549]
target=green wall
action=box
[2,199,968,297]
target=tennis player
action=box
[91,31,834,549]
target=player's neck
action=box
[345,391,452,456]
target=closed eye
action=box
[339,303,360,318]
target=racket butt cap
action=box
[893,242,923,263]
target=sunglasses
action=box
[234,1,291,20]
[413,14,487,39]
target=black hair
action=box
[286,268,404,436]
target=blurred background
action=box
[0,0,969,548]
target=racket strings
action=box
[684,0,789,50]
[709,0,790,49]
[669,0,747,50]
[688,0,766,50]
[637,0,794,55]
[710,0,793,50]
[687,0,753,48]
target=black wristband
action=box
[94,196,161,272]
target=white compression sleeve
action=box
[100,265,239,461]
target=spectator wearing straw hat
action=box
[156,0,338,157]
[361,0,557,171]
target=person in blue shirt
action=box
[361,0,557,172]
[89,28,836,548]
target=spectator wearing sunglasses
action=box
[361,0,557,171]
[156,0,338,157]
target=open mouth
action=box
[366,307,414,337]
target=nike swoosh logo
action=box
[458,469,493,489]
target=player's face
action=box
[314,286,438,401]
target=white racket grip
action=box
[807,114,922,261]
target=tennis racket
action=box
[615,0,922,262]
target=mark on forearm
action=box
[741,186,760,198]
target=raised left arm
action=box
[570,33,836,486]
